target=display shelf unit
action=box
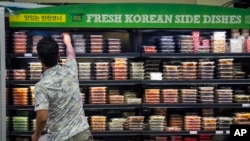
[141,53,250,59]
[142,103,250,109]
[6,3,250,141]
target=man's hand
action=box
[31,132,40,141]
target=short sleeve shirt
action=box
[34,59,89,141]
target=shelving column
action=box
[0,7,6,141]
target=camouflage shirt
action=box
[34,59,89,141]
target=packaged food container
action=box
[143,46,157,53]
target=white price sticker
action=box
[242,103,250,108]
[24,53,32,57]
[226,130,230,134]
[215,130,223,135]
[189,131,197,135]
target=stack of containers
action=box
[90,35,103,53]
[143,45,157,53]
[124,91,142,104]
[72,34,86,54]
[32,35,43,54]
[144,89,160,104]
[170,136,182,141]
[107,38,122,53]
[144,60,161,80]
[202,117,217,131]
[158,36,175,53]
[13,116,28,131]
[217,117,233,130]
[90,116,107,131]
[12,88,28,105]
[192,31,200,53]
[29,62,42,80]
[94,62,110,80]
[180,89,197,103]
[51,34,65,54]
[125,116,144,130]
[13,69,26,80]
[199,87,214,104]
[199,39,210,53]
[155,137,168,141]
[231,29,240,38]
[148,115,165,131]
[30,86,35,105]
[229,38,243,53]
[112,58,128,80]
[217,59,234,79]
[89,87,107,104]
[80,93,85,104]
[180,62,197,80]
[233,63,246,79]
[129,62,144,80]
[211,31,226,53]
[202,109,214,117]
[199,135,213,141]
[6,116,10,131]
[161,89,179,103]
[78,62,91,80]
[215,88,233,103]
[184,116,201,131]
[108,118,126,131]
[168,114,183,130]
[13,31,27,54]
[108,95,124,104]
[198,61,215,79]
[246,37,250,53]
[162,65,179,80]
[234,94,250,103]
[233,112,250,125]
[179,35,193,53]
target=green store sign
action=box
[9,3,250,29]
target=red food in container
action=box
[143,46,157,53]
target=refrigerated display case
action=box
[6,3,250,141]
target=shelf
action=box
[142,79,250,85]
[79,80,140,85]
[141,130,230,136]
[11,53,250,59]
[10,130,230,137]
[76,53,140,58]
[83,104,141,109]
[8,80,141,85]
[10,53,140,59]
[92,131,141,136]
[142,103,250,109]
[8,79,250,85]
[7,104,141,110]
[141,53,250,59]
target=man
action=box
[32,33,92,141]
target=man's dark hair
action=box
[37,37,59,67]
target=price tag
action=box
[189,131,197,135]
[242,103,250,108]
[24,53,32,57]
[225,130,230,134]
[215,130,223,135]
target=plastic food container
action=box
[143,46,157,53]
